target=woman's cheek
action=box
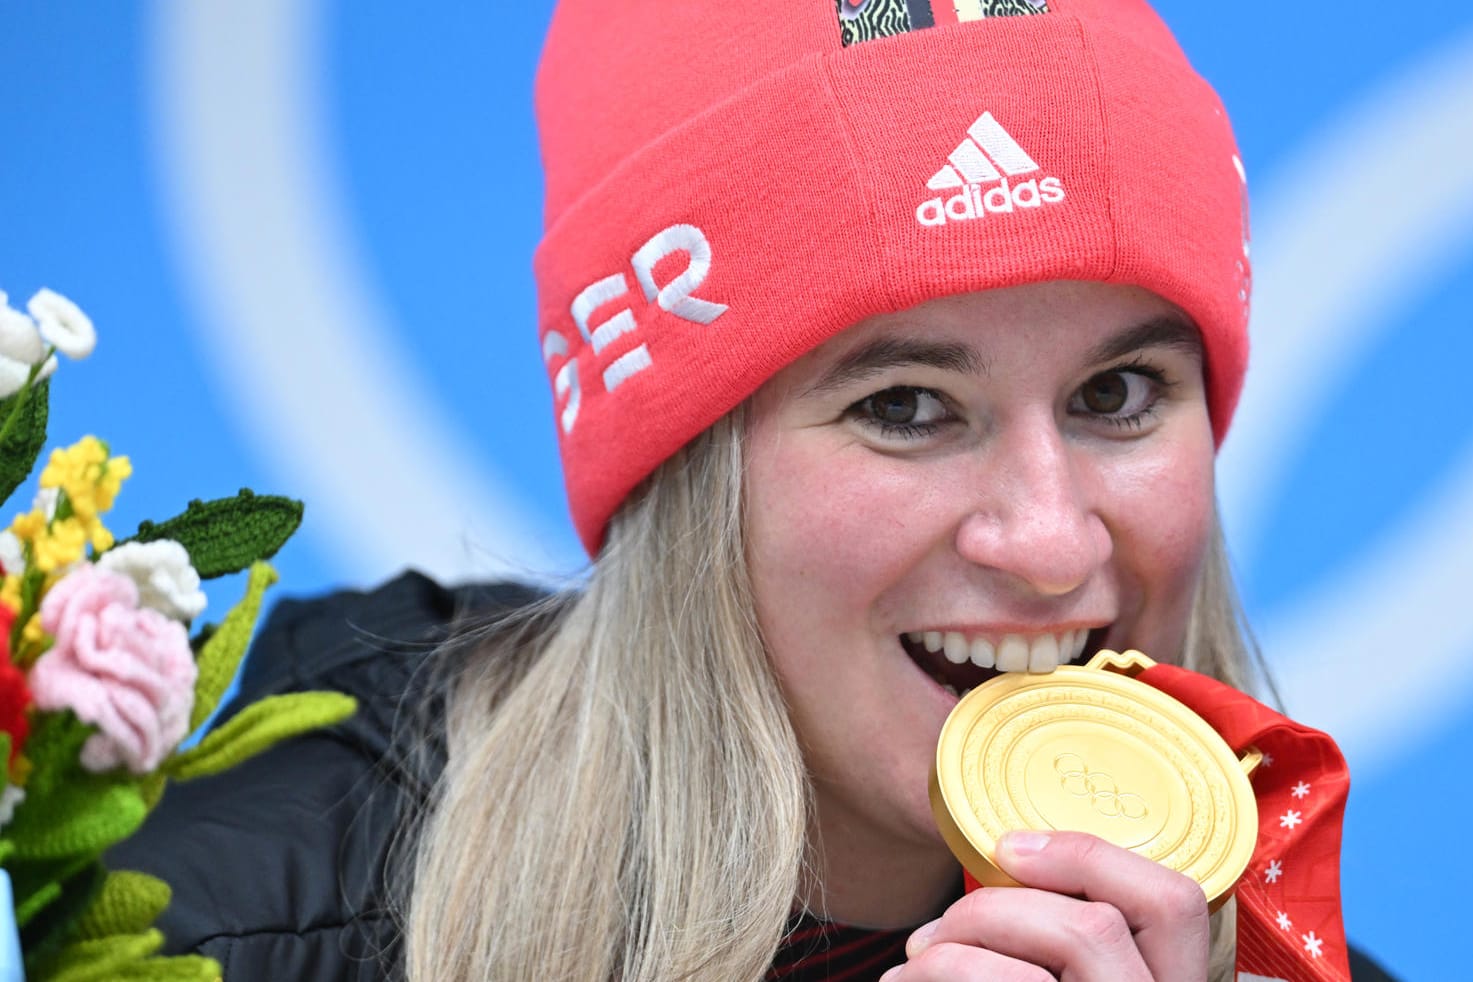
[759,445,928,562]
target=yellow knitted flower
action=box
[0,574,20,614]
[8,510,44,547]
[35,435,128,553]
[0,574,44,654]
[6,509,87,575]
[33,517,88,573]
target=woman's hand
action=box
[879,830,1211,981]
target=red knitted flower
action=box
[0,602,31,764]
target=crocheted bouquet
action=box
[0,290,356,981]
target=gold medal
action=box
[930,649,1259,910]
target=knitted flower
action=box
[0,786,23,829]
[7,509,86,576]
[0,291,56,399]
[0,532,19,578]
[98,540,207,622]
[0,603,29,767]
[37,436,129,554]
[0,293,44,363]
[26,288,96,360]
[30,565,196,774]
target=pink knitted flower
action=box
[31,564,196,774]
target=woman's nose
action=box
[953,420,1111,596]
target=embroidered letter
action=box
[571,273,637,354]
[632,224,728,325]
[541,330,581,434]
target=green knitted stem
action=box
[18,859,104,965]
[121,490,303,579]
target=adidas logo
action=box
[915,111,1065,227]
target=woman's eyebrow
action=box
[1085,313,1203,365]
[801,337,984,398]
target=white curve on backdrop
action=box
[1218,26,1473,775]
[145,0,1473,772]
[145,0,579,588]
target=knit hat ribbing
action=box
[535,0,1251,553]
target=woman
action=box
[405,1,1344,979]
[116,1,1392,979]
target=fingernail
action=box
[1000,830,1051,856]
[906,918,939,957]
[879,967,902,982]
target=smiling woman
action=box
[109,1,1398,980]
[744,282,1220,931]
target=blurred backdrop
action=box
[3,3,1470,977]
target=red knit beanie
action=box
[535,0,1251,554]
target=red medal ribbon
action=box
[1141,664,1351,982]
[958,666,1352,981]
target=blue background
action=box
[4,3,1471,977]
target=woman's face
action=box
[745,280,1217,892]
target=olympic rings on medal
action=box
[1053,752,1149,820]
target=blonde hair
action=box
[405,408,1264,981]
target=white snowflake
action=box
[1265,859,1283,883]
[1279,809,1303,830]
[1291,781,1311,799]
[1260,752,1274,768]
[1276,911,1293,931]
[1302,931,1324,958]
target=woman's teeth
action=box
[909,629,1089,674]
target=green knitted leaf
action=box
[73,870,171,941]
[19,859,104,964]
[107,955,222,981]
[187,620,217,655]
[5,714,148,862]
[27,927,163,982]
[189,562,276,732]
[18,711,93,790]
[122,490,303,579]
[138,772,167,812]
[6,780,147,862]
[166,691,356,782]
[0,378,49,504]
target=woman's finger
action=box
[880,939,1058,982]
[901,884,1153,982]
[991,829,1211,980]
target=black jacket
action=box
[108,571,538,980]
[110,572,1398,981]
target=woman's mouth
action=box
[900,627,1106,696]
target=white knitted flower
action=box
[97,539,207,622]
[0,291,60,396]
[0,531,21,577]
[0,350,56,399]
[27,288,95,359]
[0,356,27,400]
[0,292,45,365]
[0,786,24,830]
[32,487,59,520]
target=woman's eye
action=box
[1073,369,1161,424]
[848,386,952,439]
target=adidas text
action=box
[915,176,1065,227]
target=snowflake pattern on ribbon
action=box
[1138,664,1352,982]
